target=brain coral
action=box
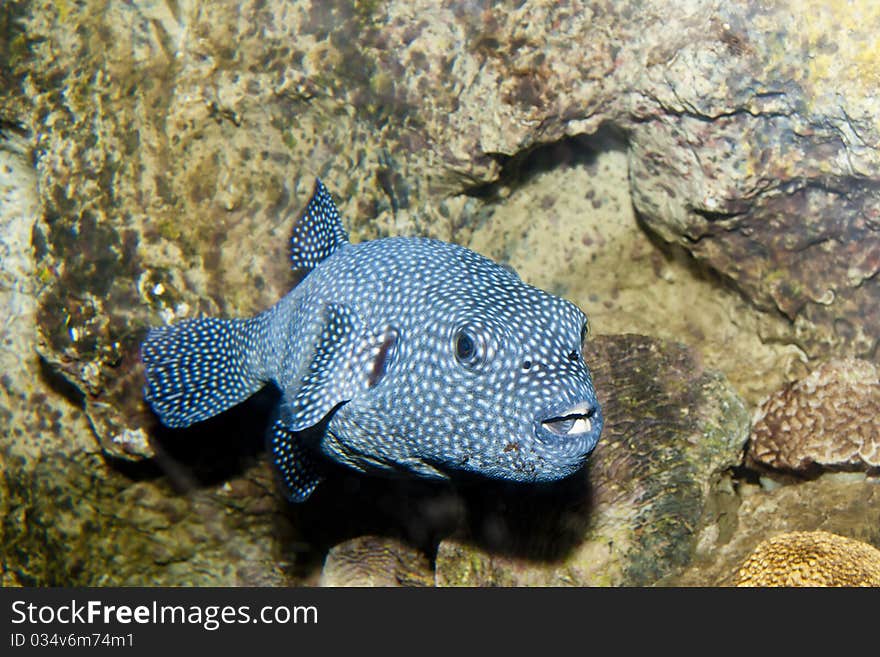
[320,536,433,587]
[747,359,880,473]
[735,530,880,587]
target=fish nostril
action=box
[522,359,532,371]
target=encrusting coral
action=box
[735,530,880,587]
[748,359,880,474]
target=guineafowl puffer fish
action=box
[141,179,603,502]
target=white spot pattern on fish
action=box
[141,180,603,501]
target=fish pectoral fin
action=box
[363,325,399,389]
[287,303,399,432]
[286,302,361,431]
[267,417,324,503]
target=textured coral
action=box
[735,530,880,587]
[319,536,433,587]
[748,359,880,473]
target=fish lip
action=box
[541,401,594,432]
[534,398,603,450]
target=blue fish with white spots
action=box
[141,180,603,501]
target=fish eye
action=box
[455,332,475,361]
[453,329,483,368]
[565,319,589,362]
[580,319,590,347]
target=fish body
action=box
[142,180,603,501]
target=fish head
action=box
[321,240,603,483]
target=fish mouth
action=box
[539,401,596,436]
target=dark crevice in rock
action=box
[102,451,165,482]
[728,464,762,487]
[463,123,629,201]
[84,380,287,498]
[787,175,879,199]
[453,473,595,563]
[742,460,880,484]
[278,464,599,581]
[689,206,747,223]
[37,355,85,410]
[640,87,796,124]
[0,119,29,140]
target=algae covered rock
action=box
[435,334,749,586]
[2,449,289,586]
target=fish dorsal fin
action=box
[286,303,398,432]
[290,178,349,271]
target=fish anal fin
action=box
[268,417,324,502]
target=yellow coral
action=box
[736,530,880,587]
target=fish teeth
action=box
[541,413,592,436]
[568,417,591,435]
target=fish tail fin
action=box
[141,315,270,428]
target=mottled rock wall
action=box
[627,3,880,363]
[3,452,289,586]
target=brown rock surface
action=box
[668,474,880,586]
